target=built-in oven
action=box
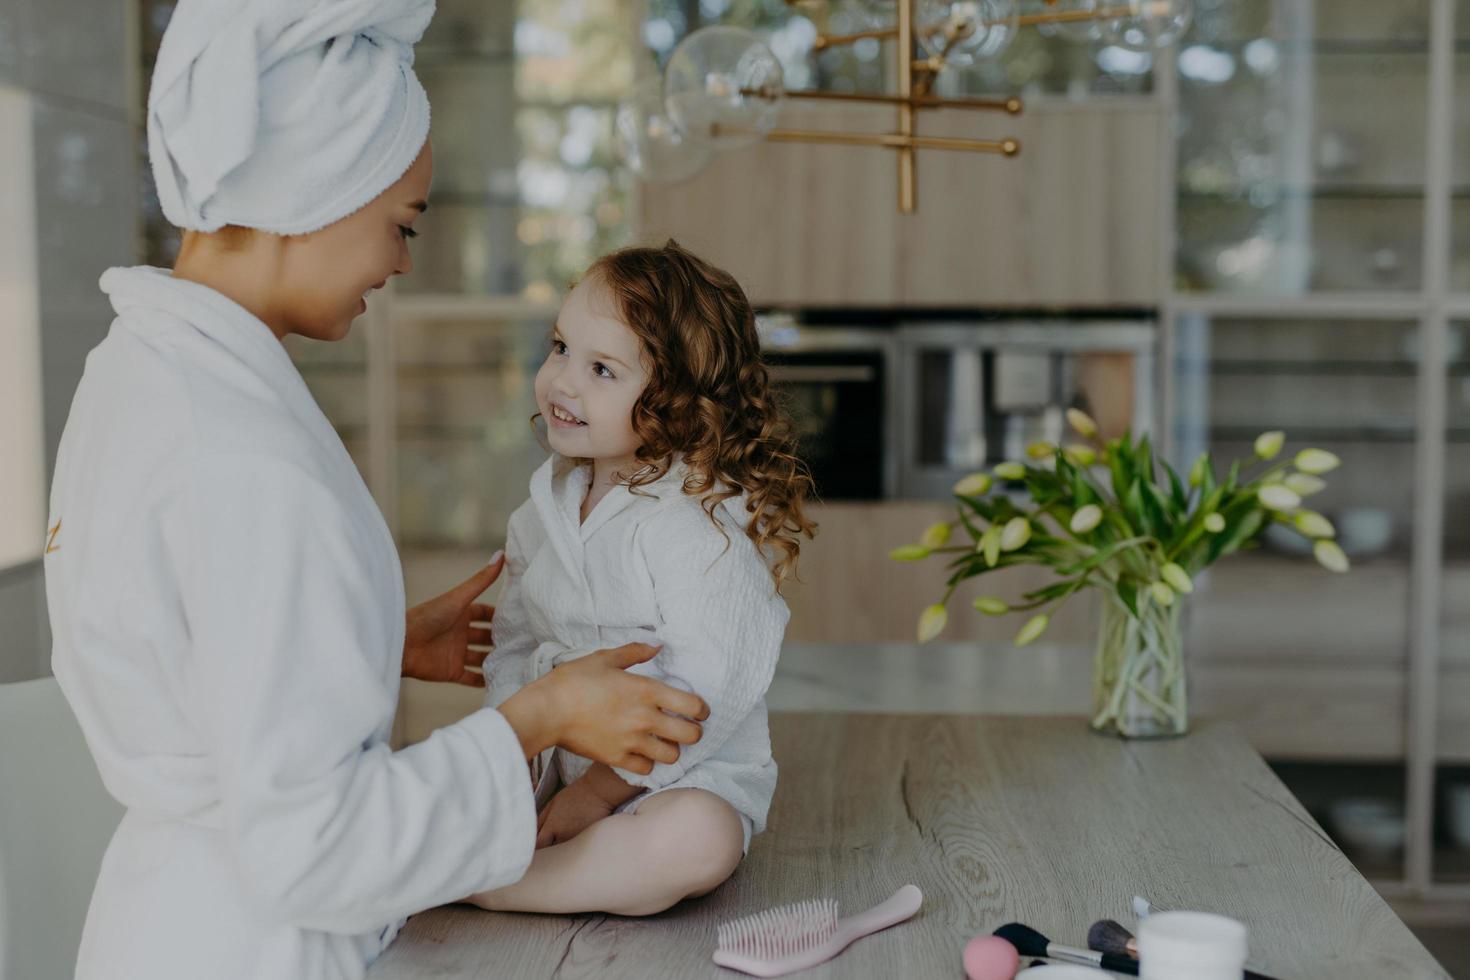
[758,315,897,501]
[759,315,1156,502]
[895,321,1156,499]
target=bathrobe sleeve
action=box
[613,501,787,790]
[182,453,537,934]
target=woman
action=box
[43,2,708,978]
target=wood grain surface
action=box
[368,714,1448,979]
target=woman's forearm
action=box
[497,681,556,760]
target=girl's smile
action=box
[549,401,588,427]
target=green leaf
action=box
[1140,481,1175,539]
[1117,579,1139,617]
[1056,536,1151,577]
[956,508,984,543]
[944,552,1029,586]
[1124,480,1153,537]
[1163,460,1189,511]
[1072,467,1097,507]
[1224,459,1242,494]
[959,495,998,523]
[1109,445,1132,502]
[1024,466,1063,505]
[1055,452,1086,496]
[1134,433,1155,485]
[1198,484,1226,518]
[1205,508,1265,564]
[1167,484,1228,562]
[1199,454,1217,498]
[1058,537,1146,575]
[1023,580,1078,602]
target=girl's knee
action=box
[647,791,744,892]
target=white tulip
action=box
[1070,504,1103,534]
[1066,408,1098,438]
[1014,614,1050,647]
[1314,539,1350,573]
[1295,448,1341,475]
[981,526,1002,567]
[1000,517,1032,552]
[1254,430,1285,460]
[1063,444,1097,467]
[1258,484,1302,511]
[1284,473,1326,497]
[920,522,952,549]
[1149,581,1176,607]
[1293,511,1336,539]
[1161,562,1194,594]
[953,473,993,497]
[994,462,1027,481]
[917,603,949,643]
[1188,453,1210,487]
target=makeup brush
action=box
[993,922,1139,975]
[1088,919,1139,958]
[1088,918,1284,980]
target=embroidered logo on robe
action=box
[45,519,61,554]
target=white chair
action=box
[0,677,123,980]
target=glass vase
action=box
[1091,589,1188,738]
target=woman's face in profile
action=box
[276,141,434,341]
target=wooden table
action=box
[369,714,1448,979]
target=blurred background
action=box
[2,0,1469,967]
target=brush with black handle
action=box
[994,922,1141,975]
[1088,918,1284,980]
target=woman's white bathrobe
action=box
[485,455,788,849]
[45,267,538,980]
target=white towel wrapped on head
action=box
[148,0,435,235]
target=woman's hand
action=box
[402,554,504,686]
[499,643,708,769]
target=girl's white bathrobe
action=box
[485,455,788,848]
[45,267,539,980]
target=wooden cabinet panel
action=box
[900,102,1165,307]
[635,103,902,307]
[635,101,1165,308]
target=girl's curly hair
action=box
[585,239,816,591]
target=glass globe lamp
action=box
[664,26,786,150]
[917,0,1020,67]
[615,78,714,184]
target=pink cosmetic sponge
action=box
[964,934,1021,980]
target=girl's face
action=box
[534,276,649,470]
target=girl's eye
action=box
[551,339,567,355]
[593,362,615,379]
[398,225,418,240]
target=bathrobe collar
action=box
[530,453,761,576]
[534,453,695,528]
[98,265,358,479]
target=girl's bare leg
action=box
[468,789,745,917]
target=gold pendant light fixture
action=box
[618,0,1192,212]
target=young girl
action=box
[470,241,815,917]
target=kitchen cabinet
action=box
[636,99,1167,308]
